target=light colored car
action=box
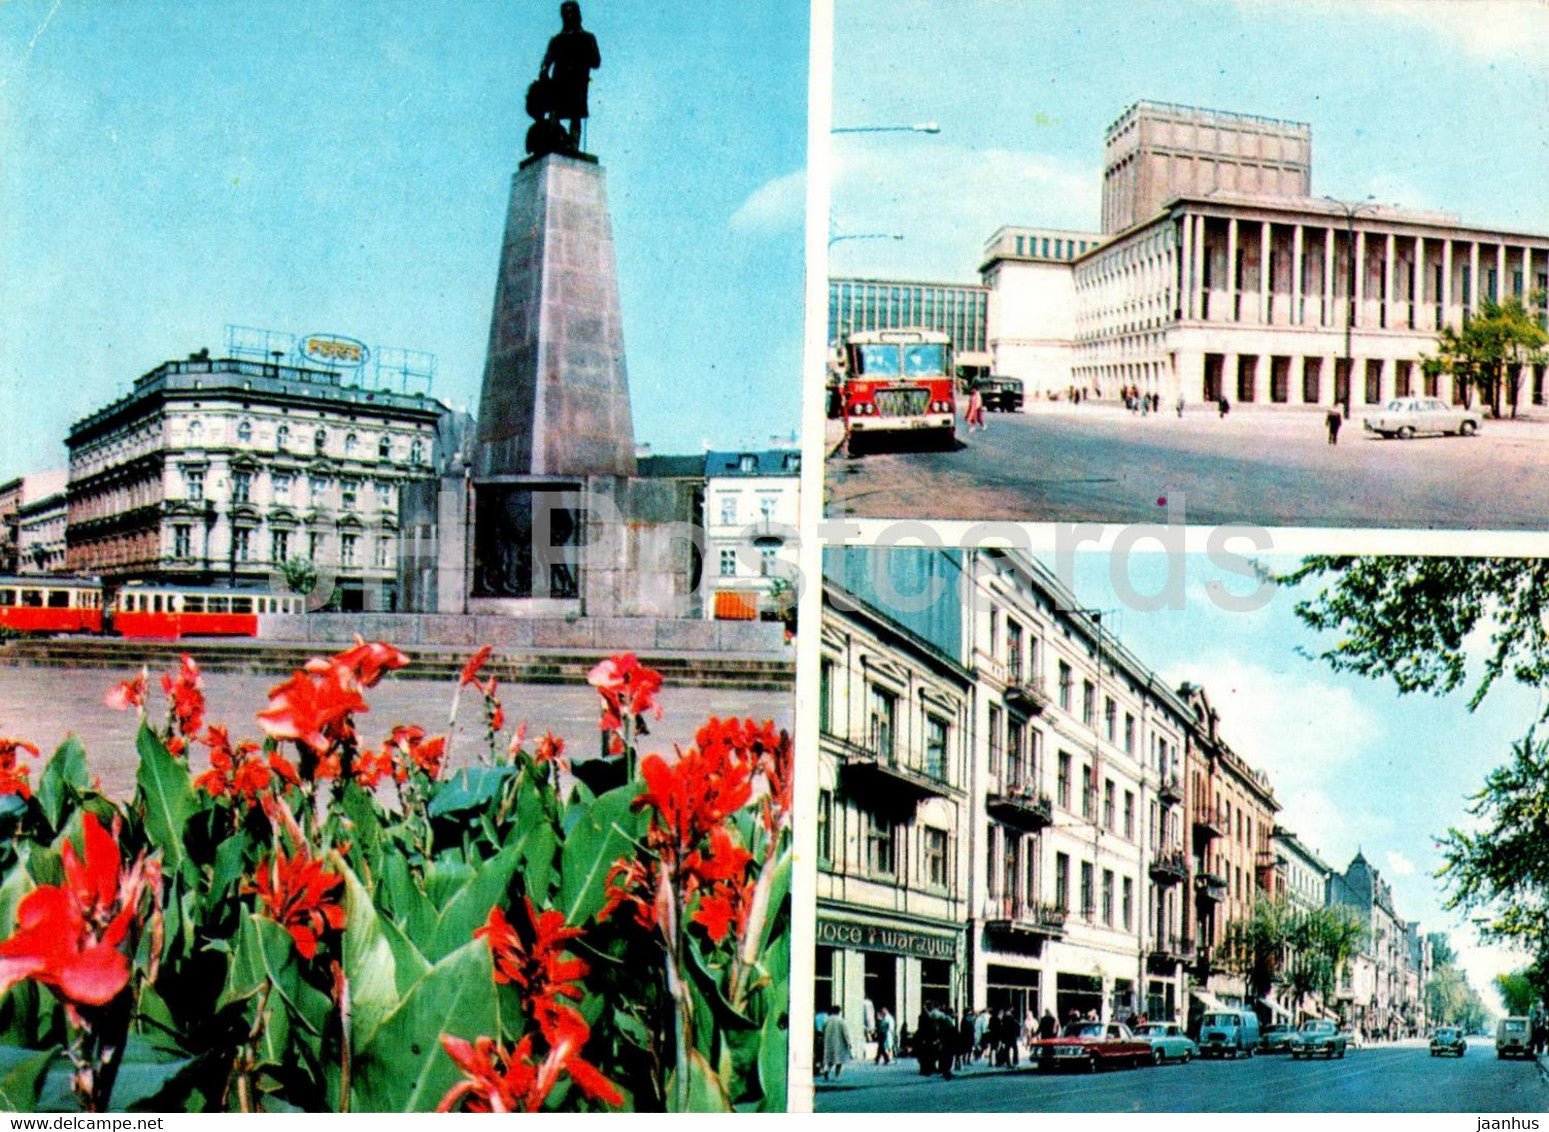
[1289,1019,1349,1059]
[1362,396,1481,439]
[1496,1016,1532,1059]
[1134,1021,1198,1064]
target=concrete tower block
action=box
[474,153,636,479]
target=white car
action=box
[1362,397,1482,439]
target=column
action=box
[1442,240,1453,326]
[1414,235,1426,329]
[1384,232,1396,329]
[1227,218,1239,322]
[1323,226,1335,327]
[1469,241,1481,315]
[1196,215,1208,318]
[1380,357,1395,404]
[1354,229,1366,328]
[1325,354,1340,407]
[1260,220,1272,324]
[1497,243,1507,304]
[1180,214,1193,319]
[1292,224,1305,327]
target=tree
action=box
[1495,970,1539,1016]
[1223,897,1294,1004]
[1225,899,1366,1022]
[1422,294,1547,419]
[1427,965,1488,1032]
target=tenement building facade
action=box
[65,352,450,609]
[979,100,1549,408]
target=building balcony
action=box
[1194,945,1228,977]
[1195,871,1228,904]
[1157,773,1184,806]
[983,898,1066,951]
[1193,803,1227,841]
[1148,848,1188,886]
[986,784,1053,833]
[830,736,954,803]
[1004,678,1051,716]
[1147,934,1195,970]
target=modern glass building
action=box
[828,277,991,372]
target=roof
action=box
[635,453,705,479]
[704,450,801,479]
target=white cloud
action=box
[1385,850,1416,876]
[727,168,806,237]
[1214,0,1549,61]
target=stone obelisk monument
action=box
[473,2,634,481]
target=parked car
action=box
[1134,1022,1198,1065]
[979,374,1024,412]
[1429,1027,1467,1057]
[1362,396,1481,439]
[1030,1021,1155,1073]
[1198,1010,1260,1059]
[1496,1016,1532,1059]
[1259,1024,1297,1053]
[1289,1019,1349,1059]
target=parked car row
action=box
[1028,1018,1367,1073]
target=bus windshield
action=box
[854,343,901,376]
[903,343,948,377]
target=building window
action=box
[1081,862,1095,919]
[759,495,776,520]
[1082,680,1095,726]
[719,548,737,577]
[345,433,359,456]
[232,471,251,504]
[1081,765,1094,819]
[173,525,191,559]
[1124,790,1135,840]
[314,428,328,454]
[378,436,392,460]
[988,704,1003,775]
[1006,718,1025,787]
[409,440,424,464]
[817,790,833,864]
[1123,876,1134,930]
[308,475,326,505]
[719,496,737,525]
[865,812,896,876]
[273,474,291,503]
[376,482,392,510]
[819,659,834,735]
[925,715,949,781]
[1057,752,1071,809]
[1007,619,1023,682]
[376,537,392,569]
[1103,779,1116,830]
[341,481,358,511]
[308,531,320,560]
[759,546,776,576]
[187,419,204,444]
[184,469,204,502]
[272,529,289,563]
[341,533,357,567]
[738,454,756,473]
[1056,852,1071,912]
[1104,697,1116,742]
[1124,713,1135,754]
[924,827,948,889]
[868,686,896,761]
[276,424,290,451]
[236,420,253,444]
[1102,869,1114,926]
[1058,662,1073,711]
[233,528,251,563]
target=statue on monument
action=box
[525,1,600,161]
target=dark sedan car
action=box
[1429,1027,1466,1057]
[1289,1020,1349,1060]
[1259,1024,1296,1053]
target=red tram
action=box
[0,576,303,639]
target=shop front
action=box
[815,914,964,1057]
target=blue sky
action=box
[1062,548,1543,1016]
[830,0,1549,281]
[0,2,809,481]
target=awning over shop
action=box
[713,590,758,620]
[1191,991,1230,1014]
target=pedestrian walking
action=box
[876,1006,896,1065]
[1326,408,1342,445]
[1175,394,1185,418]
[965,383,986,432]
[1218,394,1230,418]
[916,1008,936,1076]
[1040,1009,1058,1041]
[973,1008,990,1061]
[820,1004,853,1081]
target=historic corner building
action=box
[841,100,1549,411]
[64,351,454,609]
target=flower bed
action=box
[0,643,790,1112]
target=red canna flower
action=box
[193,726,300,803]
[692,876,757,945]
[587,653,664,736]
[0,738,38,799]
[160,654,205,740]
[0,812,156,1008]
[312,637,409,690]
[386,724,447,780]
[256,661,370,753]
[633,743,755,851]
[533,731,566,771]
[245,848,345,960]
[104,672,148,713]
[476,900,588,1036]
[460,645,493,687]
[436,1019,621,1113]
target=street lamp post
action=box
[831,122,940,135]
[828,231,904,249]
[1324,195,1378,419]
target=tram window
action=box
[208,597,229,614]
[182,595,204,613]
[20,590,42,607]
[46,591,68,608]
[0,589,14,606]
[231,597,253,614]
[153,595,163,613]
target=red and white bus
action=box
[0,575,105,634]
[112,584,304,640]
[829,328,957,452]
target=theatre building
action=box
[816,547,972,1042]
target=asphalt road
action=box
[825,403,1549,529]
[815,1040,1548,1113]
